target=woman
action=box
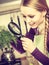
[20,0,49,65]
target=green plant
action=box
[0,29,16,49]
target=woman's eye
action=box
[29,15,35,18]
[23,15,26,18]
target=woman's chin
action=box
[29,24,38,29]
[31,26,37,29]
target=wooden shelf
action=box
[0,0,21,15]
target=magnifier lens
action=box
[10,23,20,34]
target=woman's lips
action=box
[29,22,36,26]
[28,22,38,28]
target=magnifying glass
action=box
[8,17,22,38]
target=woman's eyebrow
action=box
[21,13,35,18]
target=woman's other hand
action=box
[21,37,36,53]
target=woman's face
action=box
[21,6,45,28]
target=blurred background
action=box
[0,0,49,65]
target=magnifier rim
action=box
[8,22,21,35]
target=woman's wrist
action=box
[30,44,36,53]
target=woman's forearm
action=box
[31,48,49,65]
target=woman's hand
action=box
[21,37,36,53]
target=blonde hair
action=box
[22,0,48,12]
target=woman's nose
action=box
[26,16,31,23]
